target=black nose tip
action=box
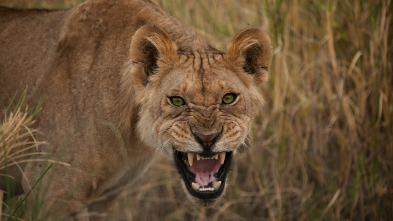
[193,131,221,151]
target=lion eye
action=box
[170,96,185,106]
[222,93,237,104]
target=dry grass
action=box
[0,109,46,172]
[0,109,69,171]
[1,0,392,220]
[0,95,70,220]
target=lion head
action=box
[128,25,272,205]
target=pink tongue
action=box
[190,158,221,187]
[195,174,217,187]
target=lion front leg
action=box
[32,190,93,220]
[22,162,100,221]
[86,191,123,221]
[44,199,90,221]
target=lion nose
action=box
[193,131,221,151]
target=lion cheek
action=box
[137,112,161,149]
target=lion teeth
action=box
[213,181,222,190]
[192,182,199,190]
[199,187,214,191]
[192,153,221,161]
[187,153,194,166]
[220,152,226,165]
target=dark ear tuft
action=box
[130,25,178,87]
[225,28,272,83]
[142,41,159,79]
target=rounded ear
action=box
[225,28,272,84]
[130,25,178,87]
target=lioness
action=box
[0,0,272,220]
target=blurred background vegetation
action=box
[1,0,392,220]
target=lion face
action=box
[129,25,272,205]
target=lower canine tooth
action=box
[192,182,199,190]
[213,181,222,189]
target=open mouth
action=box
[174,150,232,200]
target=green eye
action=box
[222,93,237,104]
[170,96,185,106]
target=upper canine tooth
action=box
[196,154,201,161]
[187,153,194,166]
[220,152,226,165]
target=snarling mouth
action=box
[174,150,232,200]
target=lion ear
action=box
[225,28,272,84]
[130,25,178,87]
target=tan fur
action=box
[0,0,272,220]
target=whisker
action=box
[156,139,172,153]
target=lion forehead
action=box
[156,52,248,107]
